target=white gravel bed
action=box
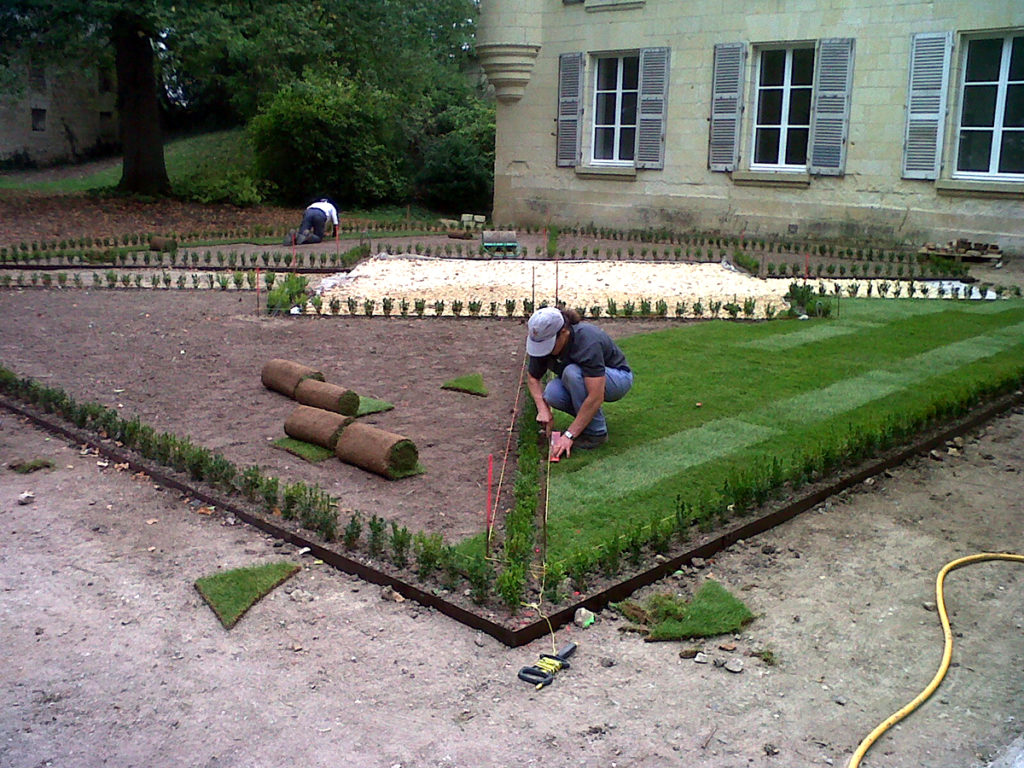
[315,253,793,318]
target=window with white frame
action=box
[593,55,639,164]
[752,47,814,170]
[955,33,1024,178]
[709,39,855,175]
[557,48,669,170]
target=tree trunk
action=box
[112,11,170,195]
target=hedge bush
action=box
[249,75,408,207]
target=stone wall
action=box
[481,0,1024,252]
[0,60,117,167]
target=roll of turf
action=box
[149,236,178,253]
[284,405,351,450]
[262,359,325,399]
[294,379,360,416]
[334,422,419,480]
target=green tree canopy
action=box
[1,0,480,196]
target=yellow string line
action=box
[523,601,558,656]
[847,552,1024,768]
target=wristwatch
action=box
[563,429,575,441]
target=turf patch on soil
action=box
[356,396,395,416]
[9,457,55,474]
[272,437,335,463]
[195,561,301,629]
[612,579,753,641]
[441,372,489,397]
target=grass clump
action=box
[356,396,395,416]
[9,457,55,474]
[195,561,301,629]
[612,579,753,641]
[441,372,488,397]
[271,437,334,463]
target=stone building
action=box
[477,0,1024,251]
[0,59,118,167]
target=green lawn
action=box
[544,298,1024,566]
[0,129,257,198]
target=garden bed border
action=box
[3,389,1021,648]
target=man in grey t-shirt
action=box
[525,306,633,459]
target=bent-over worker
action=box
[285,198,338,245]
[525,306,633,460]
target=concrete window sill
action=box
[936,179,1024,200]
[575,165,638,180]
[731,170,811,189]
[585,0,645,11]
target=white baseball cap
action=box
[526,307,565,356]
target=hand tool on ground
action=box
[518,641,577,689]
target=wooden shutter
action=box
[636,47,670,169]
[708,42,745,171]
[809,38,855,175]
[557,52,584,167]
[902,31,952,179]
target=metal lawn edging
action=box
[3,389,1021,647]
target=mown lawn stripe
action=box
[545,303,1024,558]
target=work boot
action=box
[573,432,608,450]
[283,230,296,246]
[296,229,310,245]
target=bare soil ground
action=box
[0,289,556,543]
[1,188,1023,767]
[3,394,1023,768]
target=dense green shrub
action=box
[266,273,308,314]
[415,131,493,214]
[250,75,408,206]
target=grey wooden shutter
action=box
[636,47,670,169]
[557,52,584,167]
[708,42,746,172]
[809,37,855,175]
[902,31,952,179]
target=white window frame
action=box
[590,53,640,167]
[750,44,815,173]
[953,32,1024,181]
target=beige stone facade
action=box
[478,0,1024,252]
[0,60,117,167]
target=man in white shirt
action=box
[285,198,338,245]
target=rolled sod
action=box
[261,358,325,398]
[149,236,178,253]
[284,405,352,450]
[294,378,360,416]
[334,421,420,480]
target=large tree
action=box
[1,1,172,194]
[0,0,478,196]
[162,0,477,125]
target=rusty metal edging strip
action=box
[0,397,514,641]
[3,389,1021,648]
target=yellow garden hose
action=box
[848,552,1024,768]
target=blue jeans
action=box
[543,364,633,437]
[299,208,328,243]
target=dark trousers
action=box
[299,208,328,243]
